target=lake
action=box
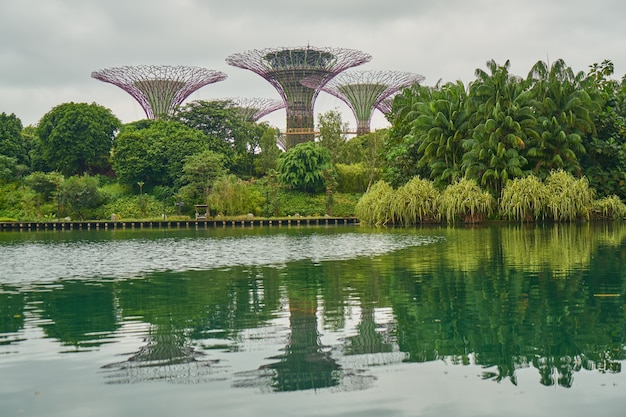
[0,223,624,416]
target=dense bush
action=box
[440,178,494,223]
[354,181,395,226]
[499,175,549,222]
[390,177,440,225]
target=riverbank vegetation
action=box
[1,59,626,224]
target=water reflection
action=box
[0,224,624,393]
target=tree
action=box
[173,100,267,177]
[36,102,120,176]
[412,81,470,188]
[254,126,282,177]
[277,142,333,193]
[58,174,104,220]
[525,59,599,177]
[462,60,534,196]
[178,149,226,204]
[0,112,27,165]
[316,109,349,163]
[383,84,434,186]
[581,60,626,198]
[112,120,208,188]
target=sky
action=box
[1,0,625,132]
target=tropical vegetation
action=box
[1,59,626,224]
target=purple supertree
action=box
[91,65,227,119]
[304,70,424,135]
[222,97,285,122]
[376,94,397,116]
[226,46,371,147]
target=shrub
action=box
[277,142,332,193]
[440,178,494,223]
[354,180,395,226]
[499,175,549,222]
[545,170,594,222]
[592,195,626,220]
[208,175,263,216]
[335,163,373,193]
[390,177,440,225]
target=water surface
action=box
[1,224,624,416]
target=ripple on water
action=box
[0,231,443,283]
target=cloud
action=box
[1,0,625,128]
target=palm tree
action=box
[462,60,536,196]
[525,59,599,177]
[412,80,470,187]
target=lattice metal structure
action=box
[221,97,285,122]
[376,94,397,115]
[226,46,371,147]
[304,70,424,135]
[91,65,227,119]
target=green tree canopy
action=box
[112,119,209,188]
[0,112,27,165]
[173,100,270,177]
[36,102,120,176]
[277,142,332,193]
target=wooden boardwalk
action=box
[0,217,359,231]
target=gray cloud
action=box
[1,0,625,128]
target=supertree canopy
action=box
[222,97,285,122]
[91,65,227,119]
[303,70,424,135]
[226,46,371,147]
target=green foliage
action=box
[112,120,208,188]
[499,175,549,222]
[58,174,105,220]
[440,178,494,223]
[316,109,348,162]
[103,194,167,220]
[544,170,594,221]
[173,100,269,177]
[390,177,440,225]
[277,142,332,193]
[208,175,262,216]
[36,102,120,176]
[254,126,282,176]
[0,112,27,165]
[335,163,372,193]
[592,195,626,220]
[354,180,395,226]
[178,149,226,204]
[0,155,18,183]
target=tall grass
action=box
[390,177,440,225]
[440,178,494,223]
[592,195,626,220]
[545,170,594,222]
[499,175,549,222]
[354,180,394,225]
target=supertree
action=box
[91,65,227,119]
[222,97,285,122]
[303,70,424,135]
[226,46,371,147]
[376,94,397,116]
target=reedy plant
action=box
[499,175,549,222]
[355,180,395,226]
[440,178,494,223]
[390,176,440,225]
[591,195,626,220]
[545,169,594,221]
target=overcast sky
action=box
[1,0,625,131]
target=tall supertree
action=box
[226,46,371,147]
[222,97,285,122]
[91,65,227,119]
[303,70,424,135]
